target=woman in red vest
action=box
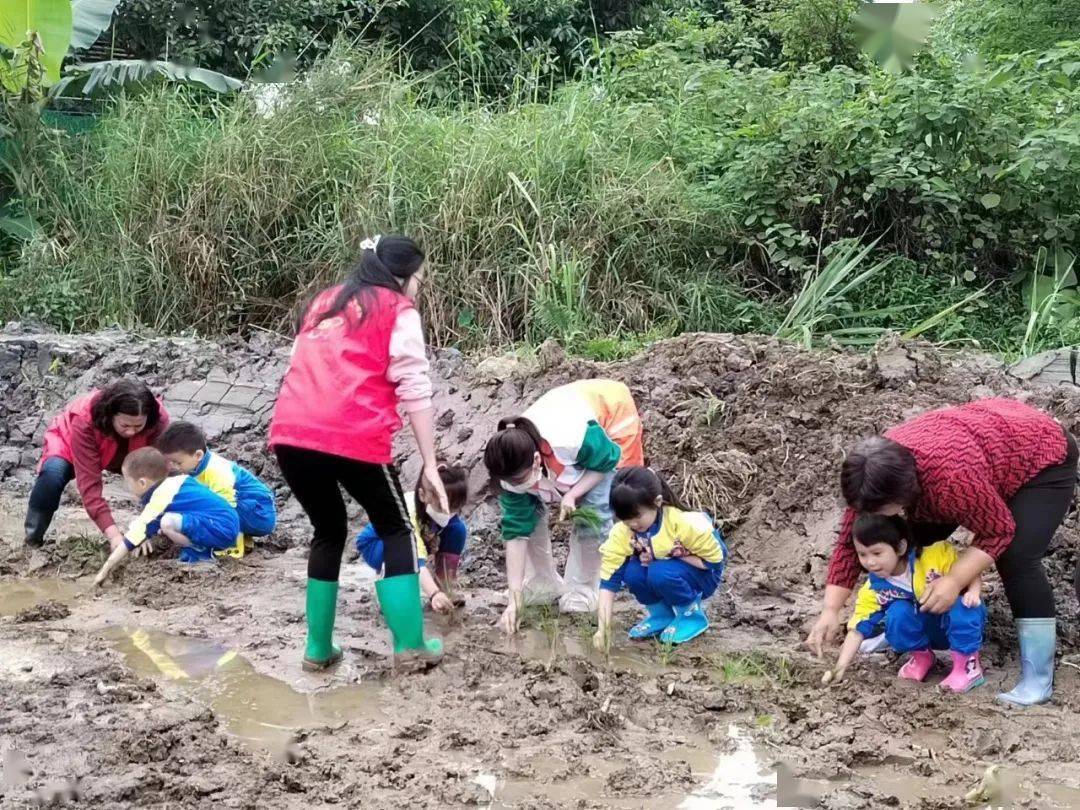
[26,378,169,549]
[269,234,448,673]
[805,398,1077,706]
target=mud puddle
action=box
[503,626,672,677]
[0,577,85,616]
[105,627,388,757]
[483,723,775,808]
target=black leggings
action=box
[274,445,418,582]
[910,431,1078,619]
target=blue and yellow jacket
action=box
[191,450,272,511]
[123,475,240,550]
[848,540,960,636]
[599,506,727,592]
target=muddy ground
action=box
[1,324,1079,809]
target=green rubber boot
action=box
[375,572,443,668]
[302,578,343,672]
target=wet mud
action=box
[1,326,1079,808]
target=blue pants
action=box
[884,599,985,655]
[180,512,241,553]
[237,492,277,537]
[622,556,724,608]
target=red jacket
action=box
[40,391,170,532]
[827,398,1068,589]
[269,284,414,464]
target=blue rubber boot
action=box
[997,618,1055,707]
[628,603,675,640]
[660,598,709,645]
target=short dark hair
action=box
[841,437,920,512]
[853,513,910,555]
[122,447,170,482]
[610,466,689,521]
[157,421,208,455]
[91,379,162,437]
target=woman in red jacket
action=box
[805,398,1077,706]
[25,379,169,549]
[269,234,448,673]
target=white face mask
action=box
[426,504,453,527]
[500,468,541,494]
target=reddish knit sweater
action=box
[826,398,1067,590]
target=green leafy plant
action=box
[1020,246,1078,357]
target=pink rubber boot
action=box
[940,651,985,693]
[898,649,935,682]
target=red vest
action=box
[269,284,414,464]
[40,391,165,471]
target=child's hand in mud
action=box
[132,540,154,558]
[592,624,611,653]
[93,569,108,587]
[821,665,846,686]
[430,591,453,614]
[961,588,981,608]
[497,597,521,635]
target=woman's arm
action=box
[498,539,527,635]
[69,418,115,537]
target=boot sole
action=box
[302,650,343,672]
[941,675,985,693]
[393,651,443,674]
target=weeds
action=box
[569,505,605,534]
[710,652,797,689]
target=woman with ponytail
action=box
[269,234,448,672]
[483,379,644,633]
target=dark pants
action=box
[274,445,418,582]
[910,431,1078,619]
[24,457,76,544]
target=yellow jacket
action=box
[599,506,726,590]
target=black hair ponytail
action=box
[610,466,690,521]
[484,416,545,481]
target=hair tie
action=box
[360,235,382,252]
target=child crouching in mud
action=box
[593,467,727,649]
[355,464,469,612]
[824,514,986,693]
[94,448,240,585]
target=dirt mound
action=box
[13,599,70,622]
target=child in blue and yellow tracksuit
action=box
[356,465,469,613]
[593,467,727,648]
[157,421,276,557]
[94,448,241,584]
[828,514,986,693]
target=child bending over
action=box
[94,448,241,584]
[594,467,727,649]
[356,465,468,613]
[157,421,276,557]
[827,514,985,693]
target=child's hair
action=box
[301,234,425,332]
[483,416,544,481]
[416,463,469,516]
[91,378,163,437]
[156,421,208,455]
[122,447,170,482]
[852,513,911,555]
[610,466,689,521]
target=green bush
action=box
[610,43,1080,286]
[935,0,1080,59]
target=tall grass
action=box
[9,45,746,345]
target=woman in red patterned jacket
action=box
[805,398,1077,706]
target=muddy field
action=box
[1,325,1079,809]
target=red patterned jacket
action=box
[826,398,1067,590]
